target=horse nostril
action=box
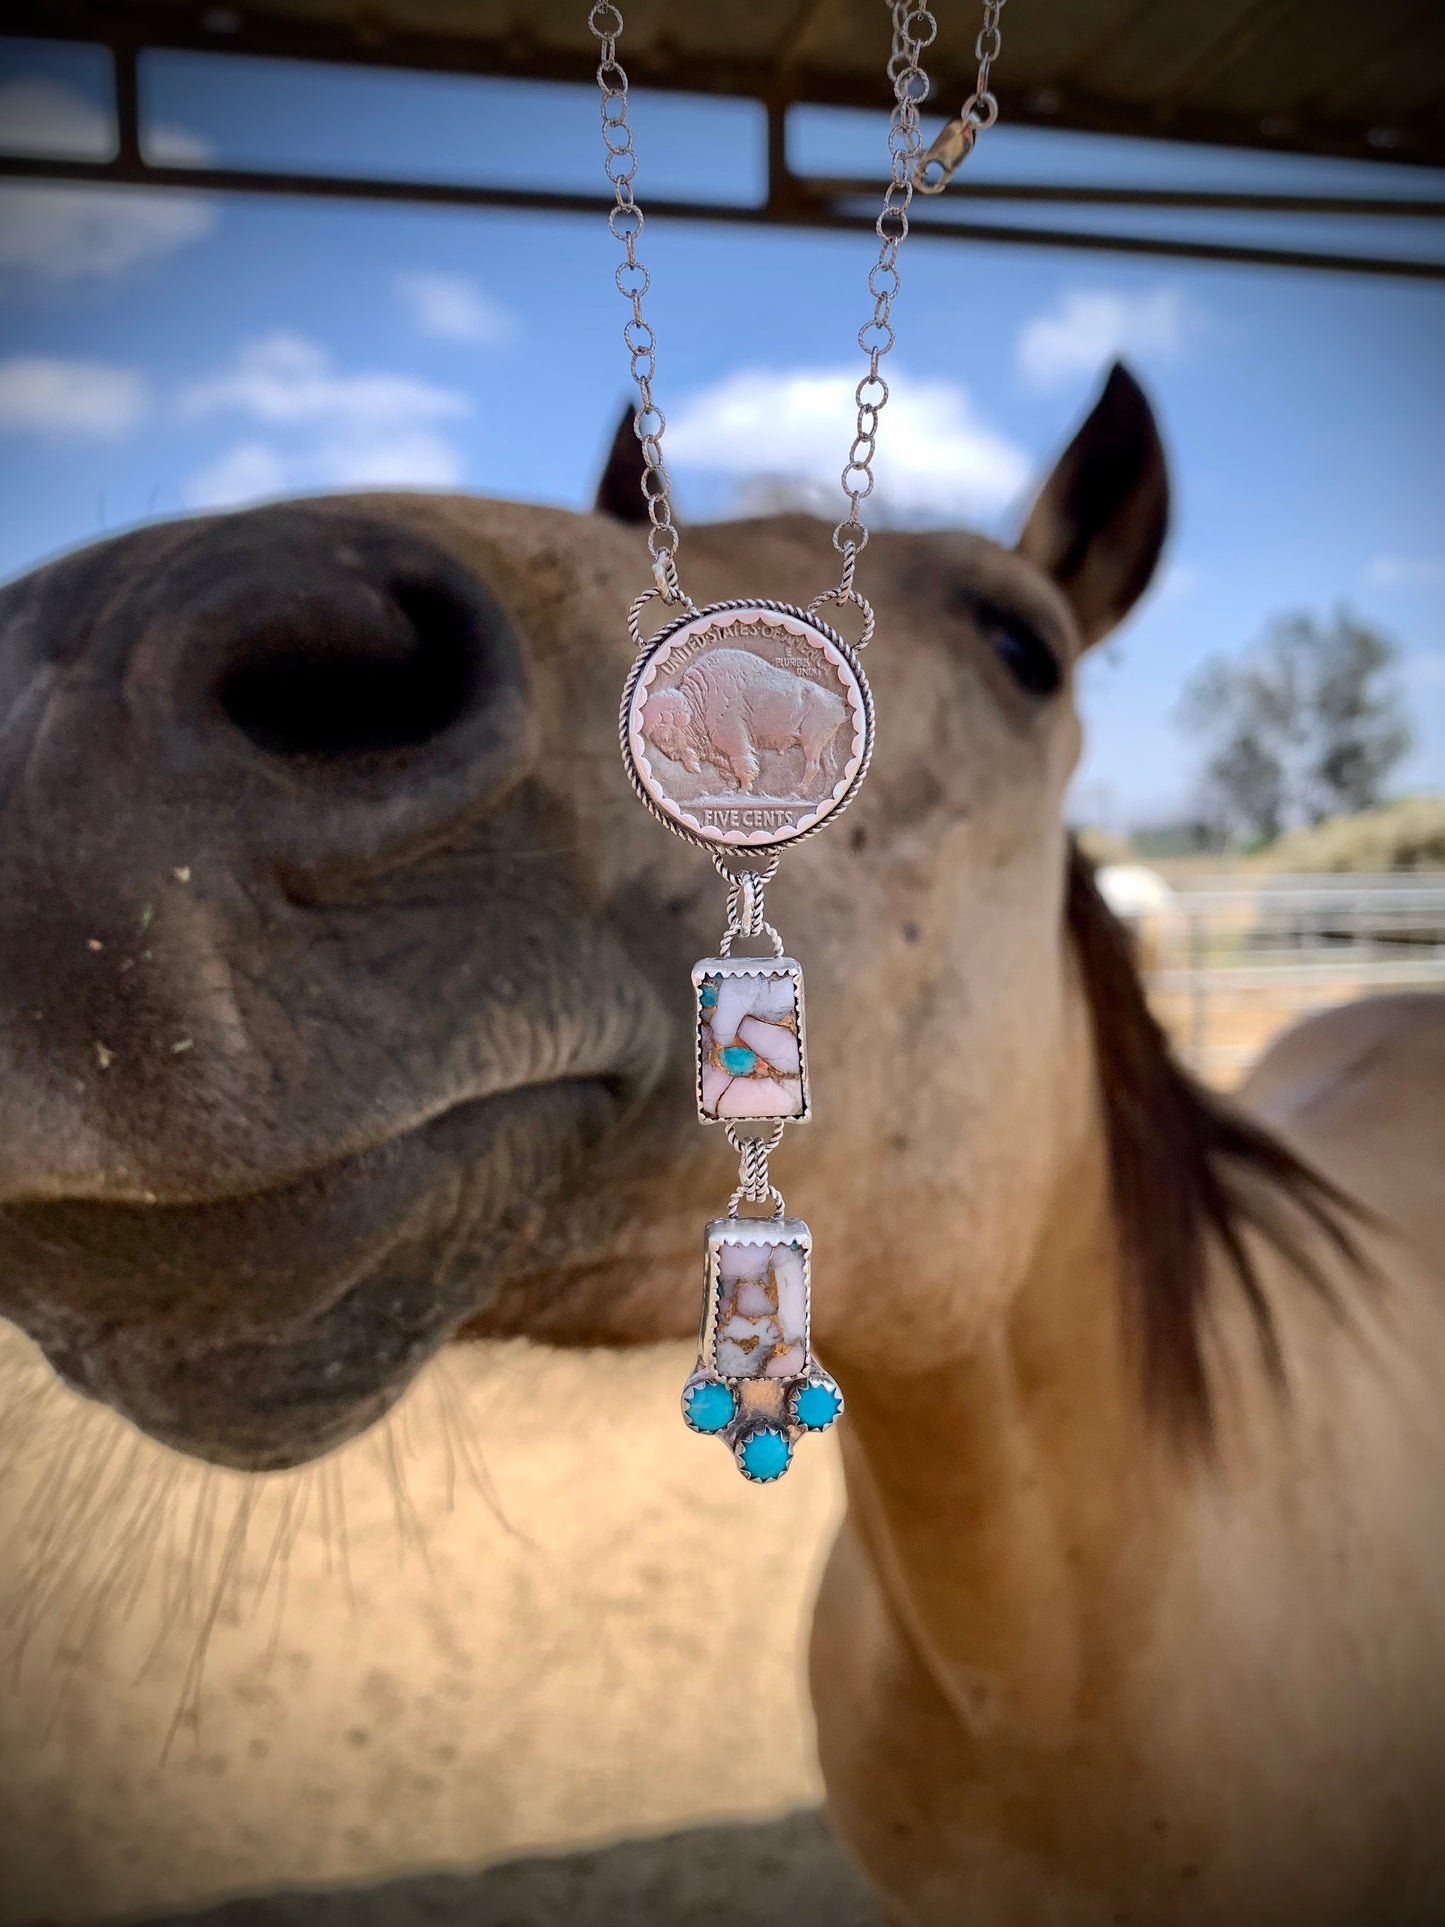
[217,578,485,761]
[153,507,538,888]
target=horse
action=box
[0,364,1441,1924]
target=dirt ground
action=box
[0,1325,871,1927]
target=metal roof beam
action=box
[1,152,1439,280]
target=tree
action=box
[1175,608,1412,846]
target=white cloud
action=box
[184,440,290,509]
[0,355,150,438]
[0,75,211,164]
[0,184,217,285]
[667,366,1031,522]
[395,270,512,346]
[179,332,471,430]
[311,428,465,489]
[0,82,214,286]
[1016,287,1196,393]
[0,78,113,159]
[1365,554,1444,589]
[145,123,212,166]
[183,429,466,509]
[179,334,473,508]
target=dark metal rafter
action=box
[3,150,1439,281]
[1,6,1442,278]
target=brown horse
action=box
[0,366,1441,1923]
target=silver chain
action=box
[588,2,1008,626]
[809,2,936,640]
[916,0,1008,192]
[588,2,1006,1226]
[587,2,684,602]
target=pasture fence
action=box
[1130,872,1445,1086]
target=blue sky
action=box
[1,37,1443,825]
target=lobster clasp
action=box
[914,117,975,195]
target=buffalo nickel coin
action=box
[621,602,873,852]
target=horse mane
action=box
[1064,841,1368,1445]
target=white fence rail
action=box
[1124,873,1445,1085]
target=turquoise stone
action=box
[793,1380,842,1431]
[699,981,719,1010]
[738,1428,791,1482]
[719,1044,759,1075]
[684,1379,735,1434]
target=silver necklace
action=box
[587,1,1007,1482]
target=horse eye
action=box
[987,618,1061,698]
[949,589,1063,701]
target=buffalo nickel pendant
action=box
[621,600,873,853]
[618,596,864,1481]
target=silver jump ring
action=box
[726,1183,787,1220]
[718,918,785,958]
[808,585,877,648]
[734,870,765,935]
[725,1116,786,1219]
[724,1120,786,1159]
[712,850,781,943]
[626,581,697,652]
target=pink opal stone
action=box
[694,961,807,1121]
[737,1015,800,1073]
[712,1236,809,1379]
[719,1075,797,1117]
[700,1061,732,1113]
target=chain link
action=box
[626,581,696,652]
[915,0,1008,194]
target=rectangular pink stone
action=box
[692,956,808,1123]
[702,1217,812,1381]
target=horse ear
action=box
[1016,363,1169,648]
[593,405,649,523]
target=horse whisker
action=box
[162,1480,257,1763]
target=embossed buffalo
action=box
[640,647,849,794]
